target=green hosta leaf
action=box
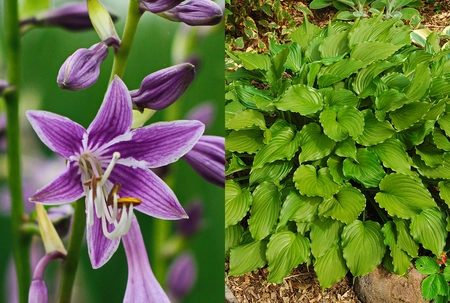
[226,154,248,176]
[393,217,419,258]
[314,243,348,289]
[229,240,267,276]
[357,110,395,146]
[252,124,301,170]
[381,73,410,91]
[225,109,267,131]
[320,106,364,142]
[274,85,323,115]
[250,160,293,185]
[225,100,246,121]
[413,154,450,179]
[438,114,450,137]
[248,182,282,240]
[318,186,365,224]
[425,98,447,121]
[285,43,303,72]
[342,220,385,277]
[299,123,336,163]
[382,222,412,275]
[350,42,401,64]
[235,85,268,110]
[439,181,450,208]
[390,102,432,131]
[305,35,325,63]
[348,18,398,47]
[416,142,445,167]
[327,156,347,184]
[319,30,350,60]
[353,61,396,97]
[405,62,431,102]
[415,256,440,275]
[225,224,244,255]
[375,89,409,113]
[290,15,321,49]
[397,120,434,149]
[368,138,412,175]
[421,274,449,300]
[318,58,367,87]
[267,231,310,283]
[375,174,437,219]
[410,208,446,256]
[430,78,450,97]
[310,0,333,9]
[293,165,340,199]
[278,191,322,229]
[324,89,359,108]
[267,46,289,84]
[310,217,343,258]
[335,138,357,160]
[226,129,264,154]
[225,180,252,228]
[343,148,385,188]
[236,52,271,71]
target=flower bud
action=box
[28,280,48,303]
[57,42,108,91]
[139,0,184,13]
[175,200,203,237]
[20,2,118,32]
[183,135,225,187]
[130,63,195,110]
[166,253,197,302]
[185,102,215,131]
[157,0,223,26]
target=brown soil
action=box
[225,1,450,302]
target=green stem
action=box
[4,0,32,302]
[109,0,143,80]
[58,200,86,303]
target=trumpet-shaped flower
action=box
[27,76,204,268]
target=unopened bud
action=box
[157,0,223,26]
[57,42,108,91]
[175,200,204,237]
[28,280,48,303]
[185,102,215,131]
[130,63,195,110]
[166,253,197,302]
[139,0,184,13]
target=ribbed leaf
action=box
[320,106,364,142]
[314,243,348,289]
[393,217,419,258]
[275,85,323,115]
[225,109,267,131]
[310,217,343,259]
[390,102,432,131]
[289,16,321,48]
[334,137,357,160]
[318,58,367,87]
[248,182,281,240]
[226,129,264,154]
[299,123,336,163]
[353,61,396,97]
[416,142,444,167]
[236,52,271,71]
[438,114,450,137]
[293,165,340,199]
[229,240,267,276]
[285,43,303,72]
[433,128,450,151]
[348,18,398,47]
[225,100,246,121]
[319,30,350,60]
[225,224,244,255]
[252,124,301,170]
[430,78,450,97]
[410,208,446,256]
[413,154,450,179]
[405,62,431,102]
[327,156,347,184]
[343,148,385,188]
[278,191,322,229]
[324,89,359,108]
[318,186,366,224]
[381,72,410,91]
[342,220,386,277]
[368,138,412,175]
[396,120,434,149]
[375,174,437,219]
[382,221,412,275]
[357,110,395,146]
[250,160,293,185]
[350,42,401,64]
[225,154,248,176]
[267,231,310,283]
[439,181,450,208]
[375,89,409,113]
[225,180,252,228]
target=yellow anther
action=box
[117,197,142,207]
[107,183,121,206]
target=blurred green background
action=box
[0,1,224,302]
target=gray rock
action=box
[355,265,429,303]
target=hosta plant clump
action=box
[225,15,450,289]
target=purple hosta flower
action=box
[29,251,65,303]
[166,252,197,302]
[183,136,225,187]
[20,2,118,32]
[130,63,195,111]
[57,42,108,91]
[157,0,223,26]
[140,0,184,13]
[0,112,6,152]
[27,76,204,268]
[123,216,170,302]
[175,200,203,237]
[185,102,215,131]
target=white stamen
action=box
[100,152,120,186]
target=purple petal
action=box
[87,76,133,148]
[183,135,225,187]
[139,0,184,14]
[123,217,170,303]
[105,120,204,168]
[29,163,84,204]
[86,212,121,269]
[109,165,187,220]
[26,111,85,159]
[166,252,197,302]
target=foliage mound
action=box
[225,14,450,290]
